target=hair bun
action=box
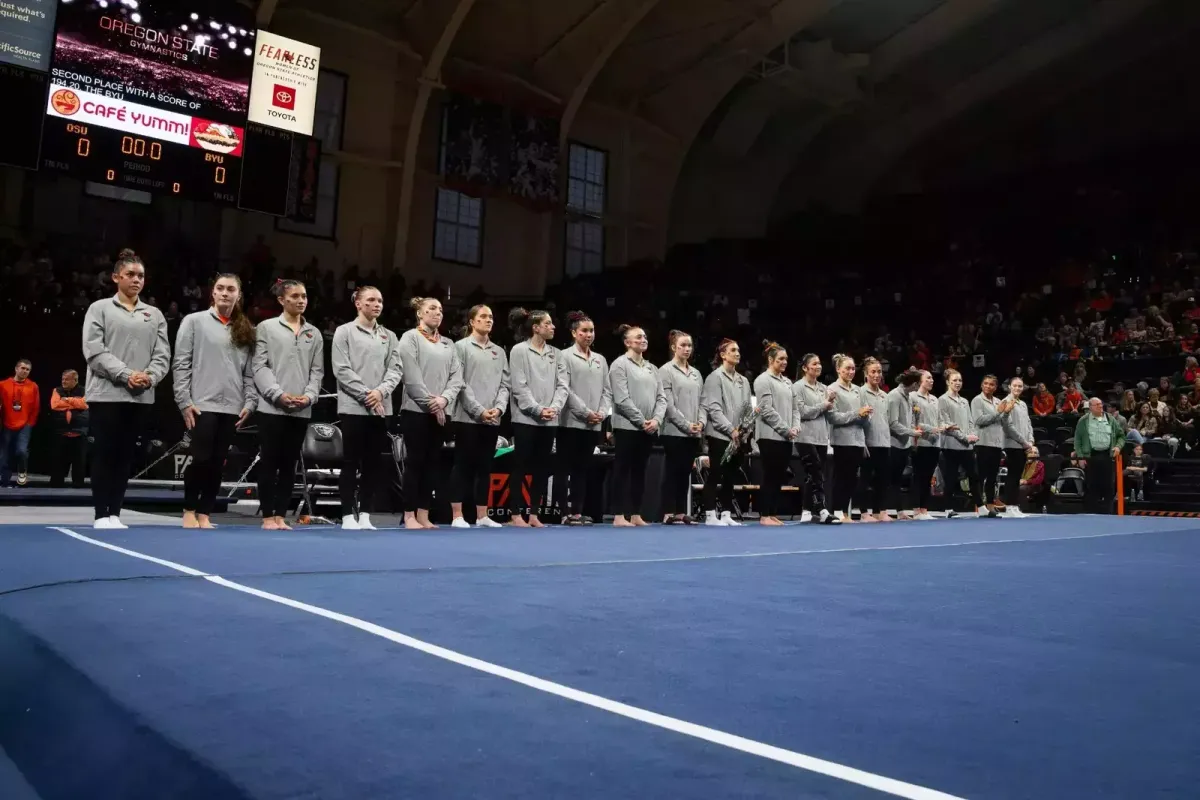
[118,247,136,258]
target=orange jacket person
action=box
[0,358,40,487]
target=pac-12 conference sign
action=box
[247,30,319,136]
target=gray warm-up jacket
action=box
[701,367,751,441]
[453,336,510,425]
[173,309,257,416]
[860,384,891,448]
[609,354,666,432]
[398,328,463,415]
[887,386,919,449]
[912,391,942,448]
[1001,397,1035,449]
[509,340,568,427]
[659,361,706,438]
[252,314,325,419]
[938,392,976,451]
[971,393,1006,449]
[559,345,610,432]
[332,320,403,416]
[827,381,867,447]
[754,371,794,442]
[82,295,171,405]
[792,379,830,446]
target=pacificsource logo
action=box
[273,84,296,110]
[51,89,81,116]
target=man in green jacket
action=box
[1073,397,1126,514]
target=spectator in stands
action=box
[1032,383,1056,417]
[1018,458,1045,507]
[1124,443,1151,501]
[1073,397,1124,514]
[1120,389,1138,418]
[1148,388,1168,416]
[1184,357,1199,385]
[0,358,40,487]
[1173,395,1196,451]
[48,368,88,488]
[1059,380,1085,415]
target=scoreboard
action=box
[0,0,320,218]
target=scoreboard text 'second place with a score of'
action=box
[0,0,321,217]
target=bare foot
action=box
[760,516,783,526]
[897,512,914,521]
[404,513,425,530]
[631,515,649,527]
[875,513,894,523]
[276,517,293,530]
[613,516,635,527]
[197,514,215,529]
[859,515,877,523]
[182,511,199,529]
[261,518,281,530]
[528,516,546,528]
[509,516,530,527]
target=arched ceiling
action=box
[264,0,1188,241]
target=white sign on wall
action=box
[248,31,320,135]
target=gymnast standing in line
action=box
[858,357,892,522]
[173,273,258,530]
[754,341,798,526]
[938,368,995,518]
[910,370,943,521]
[608,324,666,527]
[700,339,752,526]
[398,296,463,530]
[506,308,568,527]
[886,370,924,521]
[331,286,403,531]
[658,330,706,524]
[827,353,872,522]
[792,353,839,525]
[558,311,610,526]
[252,279,325,530]
[82,248,171,530]
[449,304,509,529]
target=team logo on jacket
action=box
[305,331,314,340]
[142,311,152,321]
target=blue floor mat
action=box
[1,518,1197,799]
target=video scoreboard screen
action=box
[0,0,321,218]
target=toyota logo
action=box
[275,89,293,104]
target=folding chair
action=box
[296,422,343,524]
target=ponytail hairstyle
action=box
[832,353,854,371]
[113,247,143,274]
[944,368,961,381]
[861,356,882,381]
[795,352,819,379]
[712,338,737,369]
[762,340,786,366]
[272,277,304,300]
[617,323,645,344]
[897,369,922,389]
[352,284,381,305]
[566,310,591,332]
[509,307,549,340]
[212,273,255,349]
[410,295,443,326]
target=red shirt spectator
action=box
[1032,387,1056,416]
[1060,388,1084,414]
[0,370,40,431]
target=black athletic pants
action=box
[50,434,87,489]
[940,448,982,511]
[612,428,654,518]
[889,447,912,513]
[556,427,600,516]
[400,410,447,512]
[756,439,792,518]
[452,422,498,509]
[256,413,308,519]
[859,446,890,515]
[660,436,700,516]
[1084,449,1115,514]
[88,401,147,520]
[911,447,940,509]
[1002,447,1028,507]
[830,445,863,516]
[976,446,1003,505]
[183,411,238,516]
[795,443,827,515]
[339,414,387,517]
[702,436,741,514]
[508,424,555,516]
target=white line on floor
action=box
[49,526,964,800]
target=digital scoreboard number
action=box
[40,119,242,204]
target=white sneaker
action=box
[704,511,726,526]
[451,517,471,529]
[945,510,960,519]
[107,516,128,529]
[93,517,112,529]
[834,510,846,522]
[819,509,840,525]
[800,510,813,523]
[720,511,742,526]
[476,517,503,528]
[976,506,996,518]
[358,513,377,530]
[1005,507,1027,519]
[341,515,362,530]
[914,512,935,521]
